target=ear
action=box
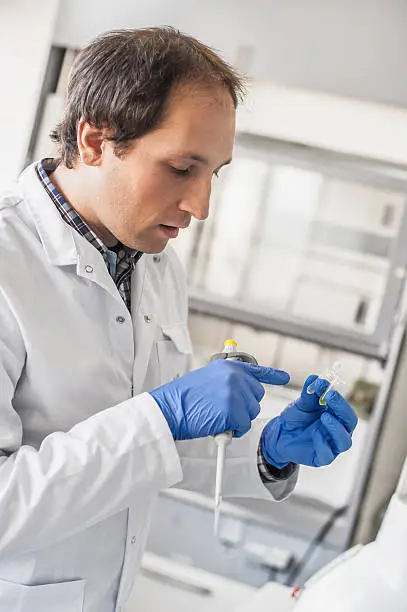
[77,119,109,166]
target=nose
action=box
[180,177,211,221]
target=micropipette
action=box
[214,339,236,538]
[210,340,258,537]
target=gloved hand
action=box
[261,375,358,468]
[149,360,290,440]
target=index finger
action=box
[236,362,290,386]
[241,370,266,403]
[325,389,358,434]
[226,361,266,402]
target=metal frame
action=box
[234,133,407,191]
[189,288,388,360]
[346,280,407,545]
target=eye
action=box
[170,166,191,176]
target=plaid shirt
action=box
[36,159,295,485]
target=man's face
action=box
[94,83,236,253]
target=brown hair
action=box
[51,27,246,168]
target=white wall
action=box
[53,0,407,108]
[238,82,407,165]
[0,0,60,183]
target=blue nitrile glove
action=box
[261,375,358,468]
[149,360,290,441]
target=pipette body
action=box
[211,340,258,537]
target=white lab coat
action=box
[0,164,297,612]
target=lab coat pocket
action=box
[0,577,85,612]
[157,323,193,385]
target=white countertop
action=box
[126,553,255,612]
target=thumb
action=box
[237,362,290,386]
[301,374,330,399]
[301,374,318,397]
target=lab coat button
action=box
[144,314,153,323]
[153,255,161,263]
[116,316,126,324]
[131,536,136,544]
[85,265,94,273]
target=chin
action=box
[119,226,172,253]
[123,237,169,254]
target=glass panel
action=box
[319,179,404,236]
[188,155,406,336]
[198,157,269,298]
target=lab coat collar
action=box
[18,163,78,267]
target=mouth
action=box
[158,223,189,239]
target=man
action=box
[0,28,357,612]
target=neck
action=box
[51,163,118,247]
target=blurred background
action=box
[2,1,407,610]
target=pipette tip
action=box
[214,508,220,537]
[214,493,222,537]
